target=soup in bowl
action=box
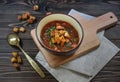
[36,14,83,56]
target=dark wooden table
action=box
[0,0,120,82]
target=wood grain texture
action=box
[0,0,120,82]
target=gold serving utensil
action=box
[7,33,45,78]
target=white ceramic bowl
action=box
[36,13,83,55]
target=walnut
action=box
[33,5,39,11]
[13,27,19,33]
[27,19,34,24]
[17,56,22,64]
[19,27,26,33]
[12,51,19,58]
[22,13,28,20]
[11,57,17,63]
[13,63,20,69]
[18,15,22,20]
[29,16,36,20]
[25,12,30,18]
[27,16,36,24]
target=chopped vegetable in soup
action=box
[41,21,79,52]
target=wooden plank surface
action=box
[0,0,120,82]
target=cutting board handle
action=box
[86,12,118,32]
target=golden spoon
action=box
[7,33,45,78]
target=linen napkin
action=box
[35,9,120,82]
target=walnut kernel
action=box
[18,15,22,20]
[17,56,22,64]
[11,57,17,63]
[13,63,20,69]
[25,12,30,18]
[22,13,28,20]
[12,51,19,58]
[27,16,36,24]
[13,27,19,33]
[33,5,39,11]
[19,27,26,33]
[29,16,36,21]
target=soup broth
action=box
[41,21,79,52]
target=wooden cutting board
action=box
[31,12,118,68]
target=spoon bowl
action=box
[7,33,45,78]
[7,33,20,46]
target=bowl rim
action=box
[36,13,84,54]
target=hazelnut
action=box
[33,5,39,11]
[18,15,22,20]
[13,27,19,33]
[12,51,19,58]
[13,63,20,69]
[17,56,22,64]
[19,27,26,33]
[11,57,17,63]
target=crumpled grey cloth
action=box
[35,9,120,82]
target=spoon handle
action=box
[18,45,45,78]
